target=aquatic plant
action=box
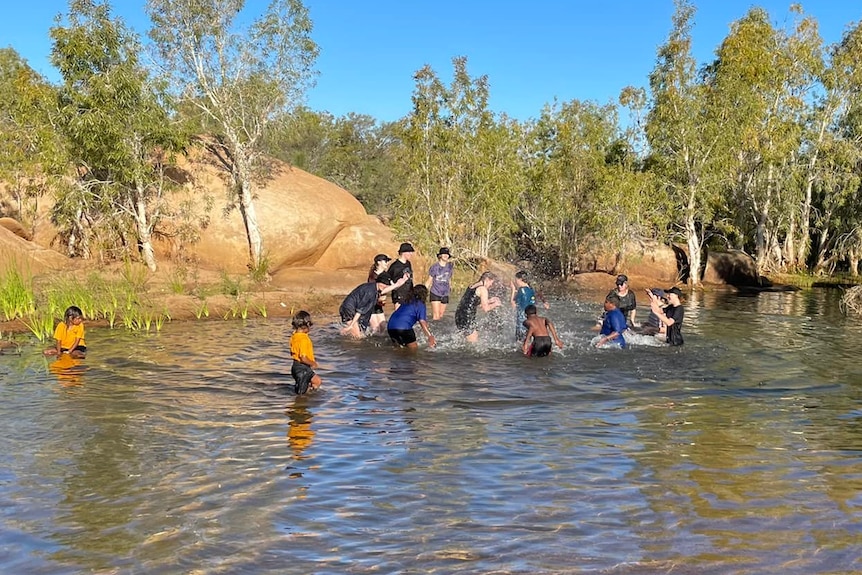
[21,311,55,342]
[0,263,36,321]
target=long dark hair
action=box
[407,284,429,304]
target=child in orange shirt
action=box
[44,306,87,359]
[290,310,322,395]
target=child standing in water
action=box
[426,247,454,320]
[290,310,322,395]
[44,306,87,359]
[522,305,564,357]
[511,271,548,341]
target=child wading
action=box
[290,311,322,395]
[44,306,87,359]
[521,305,564,357]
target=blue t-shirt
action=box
[514,286,536,310]
[600,308,628,348]
[428,262,454,297]
[514,286,537,339]
[387,299,428,330]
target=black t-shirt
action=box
[665,304,684,346]
[339,282,380,328]
[387,259,413,303]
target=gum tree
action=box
[147,0,319,272]
[51,0,186,269]
[645,0,727,285]
[0,48,65,228]
[396,57,522,259]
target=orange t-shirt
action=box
[53,321,86,350]
[290,331,315,364]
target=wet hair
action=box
[64,306,83,323]
[291,310,313,330]
[606,294,621,307]
[479,271,497,283]
[515,270,531,284]
[525,304,538,316]
[409,284,429,303]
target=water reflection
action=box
[0,287,860,573]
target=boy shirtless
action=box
[521,305,564,357]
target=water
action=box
[1,288,861,574]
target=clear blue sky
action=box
[2,1,860,122]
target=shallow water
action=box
[1,288,861,574]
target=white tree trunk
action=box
[134,186,157,272]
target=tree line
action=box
[1,0,861,286]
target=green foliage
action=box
[0,262,35,321]
[394,57,521,260]
[219,271,245,297]
[265,108,404,215]
[147,0,319,270]
[50,0,189,271]
[0,48,67,225]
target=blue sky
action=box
[2,1,860,122]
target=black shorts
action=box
[429,292,449,304]
[61,346,87,354]
[340,311,369,332]
[291,361,315,395]
[529,336,552,357]
[388,328,417,347]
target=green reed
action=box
[0,264,36,321]
[20,311,55,342]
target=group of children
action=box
[595,274,685,348]
[38,253,679,398]
[292,245,570,395]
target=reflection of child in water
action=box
[290,311,322,395]
[44,306,87,359]
[287,404,315,459]
[522,305,564,357]
[49,354,84,386]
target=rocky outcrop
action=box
[703,249,760,286]
[0,221,69,275]
[158,160,400,276]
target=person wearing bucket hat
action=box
[426,247,454,320]
[387,243,415,310]
[646,286,684,345]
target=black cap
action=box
[398,242,415,254]
[376,271,393,285]
[650,288,665,298]
[616,274,628,285]
[666,286,683,297]
[437,247,451,257]
[374,253,391,263]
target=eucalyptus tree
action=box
[802,20,862,272]
[522,99,619,277]
[808,109,862,273]
[0,48,65,227]
[51,0,187,269]
[147,0,319,272]
[396,57,521,260]
[706,7,815,273]
[645,0,728,286]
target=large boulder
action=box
[159,160,400,276]
[703,249,760,286]
[0,221,70,275]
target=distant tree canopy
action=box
[1,0,861,282]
